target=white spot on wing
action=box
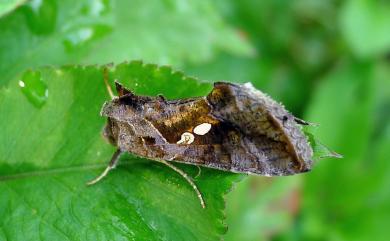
[193,123,212,135]
[177,132,194,144]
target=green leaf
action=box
[0,0,253,87]
[0,61,242,240]
[0,0,25,17]
[297,60,390,240]
[340,0,390,58]
[304,129,343,160]
[225,176,301,241]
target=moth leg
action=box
[86,149,123,185]
[157,159,206,209]
[103,67,115,100]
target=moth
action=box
[88,80,313,208]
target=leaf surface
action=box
[340,0,390,58]
[0,62,242,241]
[0,0,253,87]
[0,0,25,17]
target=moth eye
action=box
[193,123,212,135]
[177,132,195,145]
[282,116,288,122]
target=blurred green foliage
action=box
[0,0,389,240]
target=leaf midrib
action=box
[0,162,108,182]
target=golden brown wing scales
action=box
[101,81,313,176]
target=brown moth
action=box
[88,81,313,208]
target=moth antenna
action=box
[157,158,206,209]
[86,149,123,185]
[103,68,115,99]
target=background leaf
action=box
[0,0,25,17]
[0,0,253,87]
[340,0,390,58]
[0,62,242,240]
[297,60,390,241]
[225,176,301,241]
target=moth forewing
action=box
[89,81,315,208]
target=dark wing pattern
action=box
[101,82,313,176]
